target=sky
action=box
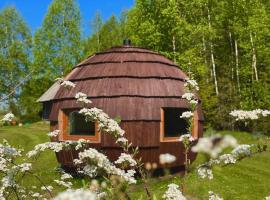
[0,0,134,35]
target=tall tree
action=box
[20,0,82,121]
[0,6,32,112]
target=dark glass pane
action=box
[164,108,190,137]
[69,111,95,135]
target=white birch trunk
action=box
[235,39,240,92]
[207,6,219,95]
[229,32,234,81]
[250,32,258,81]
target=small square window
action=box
[161,108,190,141]
[69,111,95,136]
[58,109,100,142]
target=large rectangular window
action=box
[161,108,190,141]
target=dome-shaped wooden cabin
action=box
[38,41,203,170]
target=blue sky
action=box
[0,0,134,35]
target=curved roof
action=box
[45,46,203,121]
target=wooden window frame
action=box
[160,108,198,142]
[58,109,101,142]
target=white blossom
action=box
[54,180,72,188]
[60,80,76,89]
[182,93,195,101]
[75,92,92,104]
[61,173,72,180]
[48,130,60,137]
[116,137,128,144]
[27,142,64,157]
[197,167,213,180]
[265,196,270,200]
[218,154,236,164]
[74,148,136,184]
[231,144,251,159]
[162,183,186,200]
[179,134,195,142]
[53,189,97,200]
[18,163,32,172]
[184,78,199,91]
[180,111,193,119]
[41,185,53,192]
[115,153,137,167]
[209,191,223,200]
[230,109,270,121]
[159,153,176,165]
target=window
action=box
[160,108,191,141]
[58,110,100,142]
[69,111,95,136]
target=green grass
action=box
[0,123,269,199]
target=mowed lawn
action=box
[0,123,270,199]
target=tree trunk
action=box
[229,31,234,81]
[207,6,219,95]
[250,32,258,81]
[235,39,240,92]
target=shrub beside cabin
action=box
[38,41,204,170]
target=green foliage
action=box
[0,6,32,112]
[19,0,83,121]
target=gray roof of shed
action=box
[37,81,60,102]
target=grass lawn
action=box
[0,123,269,199]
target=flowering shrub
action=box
[162,184,186,200]
[0,78,268,199]
[230,109,270,121]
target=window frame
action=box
[160,108,198,142]
[58,109,100,142]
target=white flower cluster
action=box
[180,111,194,119]
[75,139,90,150]
[192,135,238,158]
[27,142,64,157]
[27,140,91,158]
[1,113,15,122]
[60,80,76,89]
[159,153,176,165]
[61,173,73,180]
[53,189,97,200]
[115,153,137,167]
[209,191,223,200]
[162,183,186,200]
[197,143,252,179]
[218,154,236,164]
[197,167,213,179]
[184,78,199,91]
[182,93,198,105]
[54,180,73,188]
[41,185,53,192]
[231,144,251,159]
[265,196,270,200]
[48,130,60,137]
[74,148,136,184]
[179,134,195,142]
[75,92,92,104]
[116,137,128,144]
[79,108,125,138]
[230,109,270,121]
